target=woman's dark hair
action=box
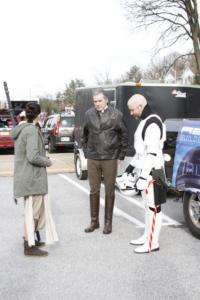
[25,102,41,123]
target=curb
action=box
[48,169,75,174]
[0,169,75,177]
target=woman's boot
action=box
[35,231,45,247]
[24,240,48,256]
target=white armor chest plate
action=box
[134,114,166,170]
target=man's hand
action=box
[125,164,134,174]
[136,177,148,191]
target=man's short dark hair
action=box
[25,102,41,123]
[93,88,108,99]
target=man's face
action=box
[128,102,142,119]
[93,93,108,111]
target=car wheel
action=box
[75,155,88,180]
[183,191,200,239]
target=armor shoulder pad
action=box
[142,116,163,141]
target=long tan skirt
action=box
[24,194,58,247]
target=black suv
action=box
[42,112,75,152]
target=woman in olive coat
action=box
[11,102,58,256]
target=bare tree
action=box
[94,71,113,85]
[144,52,182,80]
[39,98,59,115]
[123,0,200,80]
[144,51,197,82]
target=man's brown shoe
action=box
[84,222,100,233]
[103,223,112,234]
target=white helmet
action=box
[116,172,138,196]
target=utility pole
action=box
[3,81,16,126]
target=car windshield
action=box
[60,116,74,128]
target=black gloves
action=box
[125,164,134,174]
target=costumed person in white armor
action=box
[126,94,167,254]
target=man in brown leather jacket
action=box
[82,88,128,234]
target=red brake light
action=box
[54,122,60,135]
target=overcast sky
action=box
[0,0,159,101]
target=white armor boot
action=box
[130,205,149,245]
[129,232,147,246]
[134,210,162,254]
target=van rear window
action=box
[61,117,75,128]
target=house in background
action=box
[164,72,176,84]
[164,64,195,84]
[181,66,195,84]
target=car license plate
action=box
[61,137,70,142]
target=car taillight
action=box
[54,122,60,136]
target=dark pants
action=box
[87,159,118,228]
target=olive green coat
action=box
[11,123,51,198]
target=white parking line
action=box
[59,174,182,228]
[59,174,144,227]
[115,189,182,227]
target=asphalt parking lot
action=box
[1,150,200,299]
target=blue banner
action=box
[172,119,200,193]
